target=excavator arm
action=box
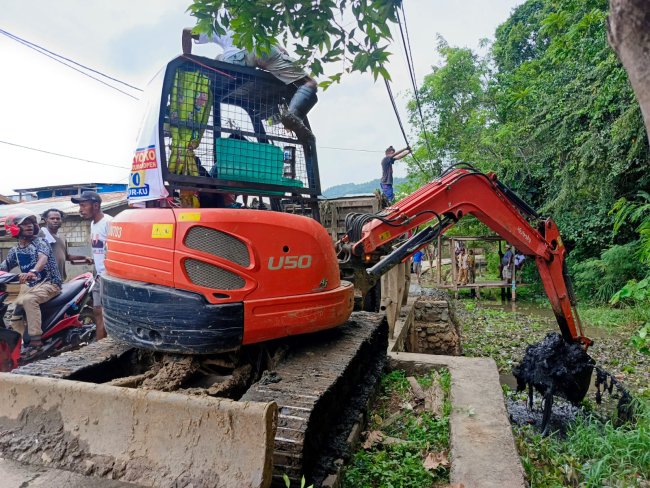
[341,164,591,348]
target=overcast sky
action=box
[0,0,523,197]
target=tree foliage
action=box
[187,0,400,86]
[406,0,650,264]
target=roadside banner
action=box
[128,69,169,203]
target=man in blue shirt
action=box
[413,250,424,284]
[380,145,411,202]
[1,210,62,347]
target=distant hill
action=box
[322,177,407,198]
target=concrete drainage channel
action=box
[322,295,526,488]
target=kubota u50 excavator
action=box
[96,54,596,406]
[0,53,604,486]
[103,162,596,401]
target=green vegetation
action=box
[405,0,650,354]
[188,0,399,86]
[457,299,649,485]
[342,369,451,488]
[322,177,407,199]
[514,400,650,487]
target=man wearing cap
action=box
[380,145,411,202]
[72,191,113,340]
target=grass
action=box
[514,399,650,487]
[578,303,650,330]
[456,297,650,486]
[342,369,451,488]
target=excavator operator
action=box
[182,16,318,142]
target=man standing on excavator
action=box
[380,145,411,202]
[182,21,318,141]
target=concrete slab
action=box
[389,352,525,488]
[0,458,135,487]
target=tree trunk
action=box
[607,0,650,138]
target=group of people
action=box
[455,248,477,286]
[0,191,112,349]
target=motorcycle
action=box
[0,271,96,372]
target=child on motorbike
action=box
[0,209,62,348]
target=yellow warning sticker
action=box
[178,212,201,222]
[379,231,392,241]
[152,223,174,239]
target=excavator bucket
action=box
[0,328,21,372]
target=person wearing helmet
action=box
[0,209,62,348]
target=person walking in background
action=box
[380,145,411,202]
[39,209,92,282]
[413,250,424,284]
[467,249,476,284]
[502,245,513,281]
[71,191,112,340]
[514,250,526,283]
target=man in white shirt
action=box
[71,191,113,340]
[182,25,318,141]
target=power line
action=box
[395,6,435,163]
[0,28,141,100]
[320,146,382,153]
[0,139,131,170]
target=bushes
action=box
[571,242,646,303]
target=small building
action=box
[11,183,127,202]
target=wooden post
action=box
[402,260,410,306]
[450,238,458,287]
[381,263,406,339]
[510,258,517,302]
[436,235,442,285]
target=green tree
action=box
[187,0,400,86]
[405,37,490,181]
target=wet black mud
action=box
[513,332,595,404]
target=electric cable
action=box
[395,6,435,163]
[0,139,131,170]
[0,28,141,100]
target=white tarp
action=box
[128,68,168,203]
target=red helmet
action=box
[4,209,38,238]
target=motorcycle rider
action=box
[0,210,62,348]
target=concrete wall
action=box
[410,300,462,355]
[0,373,277,488]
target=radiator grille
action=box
[184,226,250,267]
[184,258,246,290]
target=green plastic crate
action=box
[212,138,302,189]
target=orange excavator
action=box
[102,161,596,408]
[104,163,591,353]
[90,55,596,412]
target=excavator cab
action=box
[142,54,322,216]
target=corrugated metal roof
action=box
[0,192,127,219]
[0,195,16,205]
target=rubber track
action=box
[241,311,387,486]
[13,338,133,379]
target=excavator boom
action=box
[343,165,591,348]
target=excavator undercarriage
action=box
[2,312,387,487]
